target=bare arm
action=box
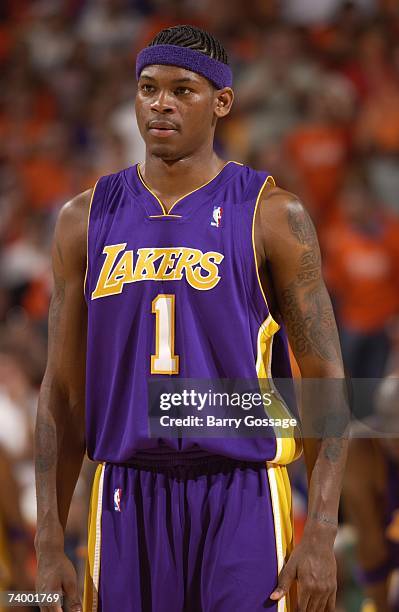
[35,189,92,611]
[255,187,348,611]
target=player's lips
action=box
[148,120,179,137]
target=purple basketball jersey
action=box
[84,161,299,464]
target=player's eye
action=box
[174,87,192,95]
[141,84,155,93]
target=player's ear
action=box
[214,88,234,118]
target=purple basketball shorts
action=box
[84,452,293,612]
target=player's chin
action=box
[147,142,183,160]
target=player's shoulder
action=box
[253,175,312,238]
[54,166,127,247]
[260,184,304,218]
[238,162,303,215]
[57,188,94,234]
[53,188,95,269]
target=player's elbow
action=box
[296,355,344,379]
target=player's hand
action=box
[36,549,82,612]
[270,527,337,611]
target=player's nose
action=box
[150,90,175,113]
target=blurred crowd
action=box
[0,0,399,610]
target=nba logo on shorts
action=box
[113,488,122,512]
[211,206,223,227]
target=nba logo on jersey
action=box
[211,206,223,227]
[113,488,122,512]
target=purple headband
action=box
[136,44,232,89]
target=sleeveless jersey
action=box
[84,161,300,464]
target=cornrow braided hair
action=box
[149,25,229,66]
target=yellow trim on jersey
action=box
[136,160,243,216]
[267,464,295,612]
[256,317,302,465]
[252,173,303,465]
[251,174,278,328]
[148,214,182,218]
[83,182,99,297]
[83,462,105,612]
[137,164,166,214]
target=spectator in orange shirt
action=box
[324,168,399,382]
[355,77,399,156]
[17,127,74,211]
[284,74,353,224]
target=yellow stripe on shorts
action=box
[267,463,295,612]
[83,462,105,612]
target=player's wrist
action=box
[34,525,65,554]
[303,512,338,541]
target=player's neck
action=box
[141,148,226,211]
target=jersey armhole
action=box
[251,174,279,329]
[83,181,99,299]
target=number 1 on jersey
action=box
[151,294,180,374]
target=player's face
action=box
[135,65,233,160]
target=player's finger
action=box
[306,594,329,612]
[38,592,63,612]
[297,594,311,611]
[326,589,337,611]
[297,581,311,612]
[270,559,296,601]
[62,577,82,612]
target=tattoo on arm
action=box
[287,207,318,247]
[281,283,339,361]
[297,250,321,285]
[279,205,341,363]
[310,512,338,528]
[323,438,344,463]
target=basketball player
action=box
[35,26,347,612]
[342,376,399,612]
